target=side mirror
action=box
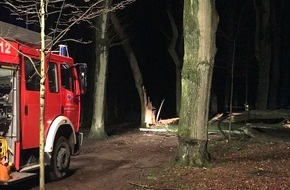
[75,63,87,94]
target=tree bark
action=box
[39,0,46,189]
[166,4,183,117]
[110,13,146,127]
[223,0,238,113]
[268,0,282,109]
[89,0,111,139]
[175,0,218,167]
[253,0,271,110]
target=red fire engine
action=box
[0,37,87,184]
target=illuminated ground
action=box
[3,125,290,190]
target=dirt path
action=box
[4,127,290,190]
[6,130,177,190]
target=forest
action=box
[61,0,290,127]
[0,0,290,189]
[1,0,289,126]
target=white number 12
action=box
[0,41,11,54]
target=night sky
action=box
[1,0,290,127]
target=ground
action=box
[3,124,290,190]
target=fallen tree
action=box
[209,109,290,141]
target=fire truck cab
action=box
[0,38,86,184]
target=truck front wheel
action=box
[49,136,71,181]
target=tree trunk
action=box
[224,0,238,113]
[110,13,146,127]
[253,0,271,110]
[89,0,111,139]
[166,4,183,117]
[268,0,282,109]
[175,0,218,167]
[39,0,46,189]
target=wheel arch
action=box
[45,116,76,153]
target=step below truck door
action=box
[0,172,37,185]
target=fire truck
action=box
[0,36,87,184]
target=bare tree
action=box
[2,0,134,48]
[164,2,184,117]
[89,0,112,139]
[252,0,271,110]
[175,0,218,167]
[268,0,283,109]
[110,13,147,127]
[39,1,46,188]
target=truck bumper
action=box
[73,132,83,155]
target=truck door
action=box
[45,62,61,129]
[22,57,40,149]
[22,59,61,149]
[60,63,80,129]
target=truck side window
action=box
[25,57,40,91]
[48,63,58,93]
[61,64,74,92]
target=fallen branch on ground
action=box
[128,181,178,190]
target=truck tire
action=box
[49,136,71,181]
